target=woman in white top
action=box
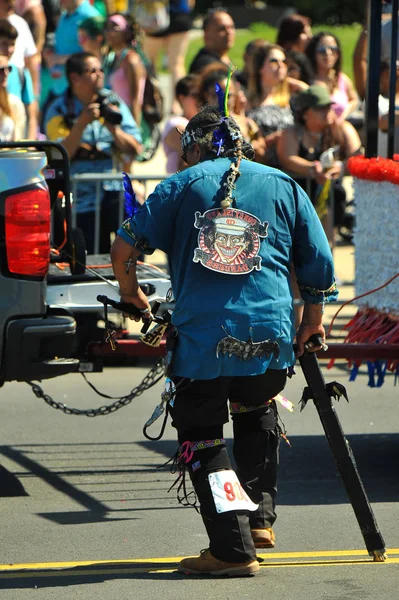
[0,55,26,140]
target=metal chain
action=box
[26,359,165,417]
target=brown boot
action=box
[251,527,275,548]
[178,549,260,577]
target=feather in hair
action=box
[224,66,235,118]
[122,172,138,218]
[215,82,225,115]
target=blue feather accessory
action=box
[122,172,138,218]
[215,82,225,115]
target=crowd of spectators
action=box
[0,2,396,250]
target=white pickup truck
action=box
[0,141,170,385]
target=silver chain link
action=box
[27,359,165,417]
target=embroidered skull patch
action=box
[193,208,268,275]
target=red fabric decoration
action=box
[327,307,399,372]
[348,155,399,184]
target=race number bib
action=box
[208,470,258,514]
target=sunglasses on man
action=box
[82,67,104,75]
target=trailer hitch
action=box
[96,295,173,349]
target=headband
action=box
[180,121,222,154]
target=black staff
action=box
[298,335,386,561]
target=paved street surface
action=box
[0,243,398,598]
[1,72,398,597]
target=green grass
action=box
[183,22,362,83]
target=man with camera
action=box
[44,51,142,254]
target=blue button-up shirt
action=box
[118,157,338,379]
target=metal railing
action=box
[70,173,165,255]
[70,171,341,256]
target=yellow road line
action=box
[0,550,397,575]
[0,559,398,579]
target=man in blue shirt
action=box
[111,106,337,576]
[44,52,142,253]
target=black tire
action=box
[69,227,86,275]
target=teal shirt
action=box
[117,158,338,380]
[51,1,100,95]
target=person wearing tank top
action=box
[277,85,362,237]
[305,32,358,124]
[245,44,307,168]
[103,13,146,126]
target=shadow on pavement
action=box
[0,464,28,497]
[0,432,398,520]
[0,563,186,590]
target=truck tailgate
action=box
[47,255,171,313]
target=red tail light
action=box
[5,187,51,277]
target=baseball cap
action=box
[293,85,333,112]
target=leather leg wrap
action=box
[177,428,256,563]
[232,406,280,529]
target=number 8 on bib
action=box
[208,470,259,514]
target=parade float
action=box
[326,155,399,384]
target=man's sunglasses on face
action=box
[82,67,104,75]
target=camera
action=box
[97,91,123,126]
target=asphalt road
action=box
[0,358,398,599]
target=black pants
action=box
[168,369,287,563]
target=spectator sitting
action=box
[44,51,142,254]
[277,85,361,242]
[43,0,100,100]
[189,8,235,75]
[103,13,146,126]
[246,44,308,167]
[306,31,358,124]
[0,53,26,139]
[197,64,266,163]
[78,15,106,60]
[235,38,269,91]
[0,18,36,137]
[162,73,198,174]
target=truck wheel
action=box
[70,227,86,275]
